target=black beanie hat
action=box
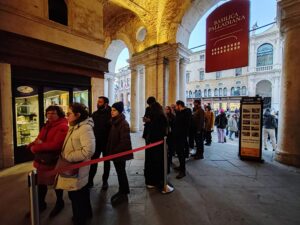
[112,101,124,113]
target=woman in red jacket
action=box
[28,105,68,218]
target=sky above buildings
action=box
[114,0,277,73]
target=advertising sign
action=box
[205,0,250,72]
[239,97,263,162]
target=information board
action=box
[239,97,263,162]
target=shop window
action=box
[44,87,69,115]
[48,0,68,26]
[199,89,202,97]
[219,88,222,97]
[257,43,273,67]
[73,88,89,107]
[15,86,39,147]
[204,89,207,97]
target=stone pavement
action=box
[1,131,300,225]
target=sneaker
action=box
[273,149,276,151]
[176,172,186,179]
[264,148,268,151]
[204,143,211,146]
[101,181,109,191]
[49,200,64,218]
[146,185,156,189]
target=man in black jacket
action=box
[88,96,111,190]
[173,100,190,179]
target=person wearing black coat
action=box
[88,96,111,190]
[107,101,133,206]
[173,100,190,179]
[144,102,168,190]
[214,109,228,143]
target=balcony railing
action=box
[256,65,273,72]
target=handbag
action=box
[55,156,79,177]
[34,151,59,165]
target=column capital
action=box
[104,72,115,80]
[278,0,300,33]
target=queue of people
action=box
[27,95,245,225]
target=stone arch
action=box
[104,34,133,73]
[176,0,220,47]
[256,80,272,98]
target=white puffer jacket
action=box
[55,118,95,191]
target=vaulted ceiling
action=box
[102,0,197,54]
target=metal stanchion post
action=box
[28,170,40,225]
[161,136,174,194]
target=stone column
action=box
[276,0,300,167]
[145,61,158,99]
[138,66,146,130]
[91,77,104,112]
[179,58,188,102]
[0,63,14,168]
[168,56,179,105]
[130,66,139,132]
[105,73,115,104]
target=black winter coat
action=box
[107,113,133,161]
[215,113,228,129]
[92,106,111,149]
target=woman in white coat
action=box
[55,103,95,225]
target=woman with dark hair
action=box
[55,103,95,225]
[106,101,133,206]
[144,102,168,191]
[28,105,68,218]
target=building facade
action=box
[186,23,282,112]
[114,66,131,111]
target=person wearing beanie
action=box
[112,101,124,114]
[106,101,133,206]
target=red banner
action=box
[205,0,250,72]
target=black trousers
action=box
[88,146,110,184]
[194,131,204,156]
[175,136,186,173]
[38,185,63,207]
[68,185,92,224]
[205,130,212,144]
[113,160,130,194]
